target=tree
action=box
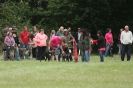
[0,1,31,29]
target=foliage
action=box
[0,0,133,32]
[0,1,31,29]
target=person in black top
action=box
[12,32,20,60]
[97,31,106,62]
[13,32,20,45]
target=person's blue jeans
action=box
[20,43,29,59]
[15,47,20,61]
[99,50,105,62]
[20,43,29,49]
[105,43,112,57]
[81,50,90,62]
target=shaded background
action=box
[0,0,133,53]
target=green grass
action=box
[0,55,133,88]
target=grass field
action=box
[0,55,133,88]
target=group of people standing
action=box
[1,25,133,62]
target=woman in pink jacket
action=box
[34,29,48,61]
[105,28,113,57]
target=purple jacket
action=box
[4,36,15,46]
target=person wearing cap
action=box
[62,29,73,61]
[120,25,133,61]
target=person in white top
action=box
[120,25,133,61]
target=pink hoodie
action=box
[105,32,113,44]
[50,36,62,48]
[34,33,48,47]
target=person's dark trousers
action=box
[5,46,15,60]
[121,44,131,61]
[81,50,85,62]
[69,48,73,61]
[37,46,46,61]
[32,47,37,58]
[58,54,61,61]
[65,48,73,62]
[99,50,105,62]
[45,47,51,61]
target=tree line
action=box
[0,0,133,34]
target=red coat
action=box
[20,31,30,44]
[50,36,62,48]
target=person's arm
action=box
[19,32,23,44]
[34,34,39,43]
[120,32,123,44]
[12,37,16,47]
[130,31,133,44]
[46,37,49,47]
[92,39,98,45]
[28,32,31,42]
[69,35,73,43]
